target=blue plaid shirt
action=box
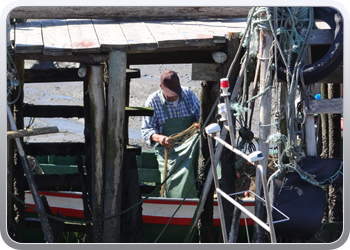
[141,86,200,146]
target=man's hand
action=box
[151,134,174,148]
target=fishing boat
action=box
[23,150,256,243]
[24,191,255,243]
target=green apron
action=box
[155,94,199,198]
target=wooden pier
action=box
[6,6,342,244]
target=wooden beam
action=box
[7,126,59,139]
[103,51,126,242]
[26,173,82,191]
[23,105,84,118]
[25,142,85,156]
[87,65,105,243]
[23,105,153,118]
[127,50,217,64]
[10,7,251,19]
[11,49,218,64]
[307,98,343,115]
[24,68,82,83]
[25,142,141,156]
[24,68,141,83]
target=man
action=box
[141,70,200,198]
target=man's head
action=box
[160,70,182,101]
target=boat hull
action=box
[25,191,255,243]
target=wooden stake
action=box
[88,65,106,243]
[103,51,127,243]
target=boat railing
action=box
[204,86,289,243]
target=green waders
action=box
[155,94,199,198]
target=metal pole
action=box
[216,188,271,232]
[207,134,228,243]
[257,164,277,243]
[223,95,236,147]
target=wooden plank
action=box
[92,19,129,52]
[23,105,84,118]
[144,20,185,48]
[23,105,153,118]
[24,68,140,83]
[25,142,85,156]
[119,20,158,51]
[195,19,229,43]
[67,19,100,53]
[10,7,252,19]
[125,107,153,116]
[170,19,213,46]
[24,68,81,83]
[308,98,343,114]
[15,20,43,53]
[217,18,247,39]
[25,142,140,157]
[309,29,333,45]
[41,19,72,56]
[7,126,59,139]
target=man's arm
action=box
[151,134,173,148]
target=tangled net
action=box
[160,122,199,197]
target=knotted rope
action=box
[160,123,200,197]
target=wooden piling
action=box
[304,46,317,156]
[88,64,106,243]
[103,51,127,243]
[11,59,26,242]
[198,81,216,243]
[220,35,240,240]
[254,27,274,243]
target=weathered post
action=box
[11,59,26,242]
[254,19,274,243]
[7,15,14,238]
[198,80,216,243]
[219,35,240,241]
[103,51,126,243]
[304,47,317,156]
[88,65,106,243]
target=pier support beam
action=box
[103,51,127,243]
[88,64,106,243]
